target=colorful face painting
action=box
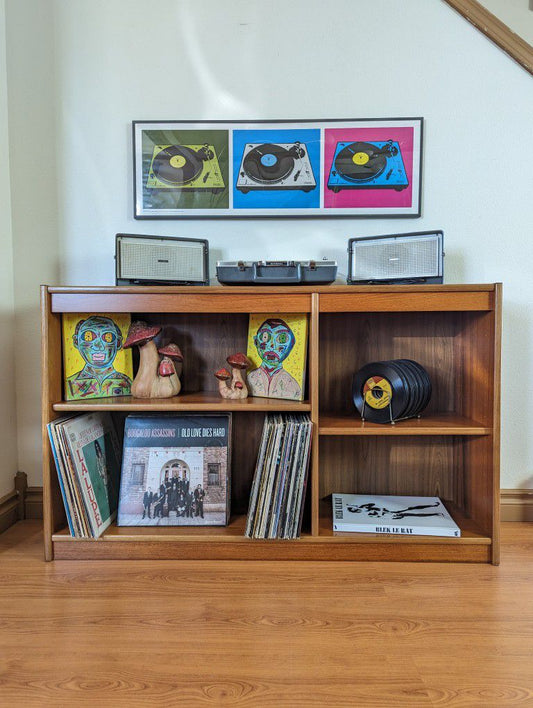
[247,318,302,401]
[67,316,132,399]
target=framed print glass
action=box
[133,118,423,219]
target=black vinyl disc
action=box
[243,143,295,184]
[334,142,387,182]
[410,360,432,413]
[396,359,423,418]
[352,361,410,424]
[152,145,204,185]
[399,359,432,415]
[387,360,416,420]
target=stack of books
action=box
[245,413,312,539]
[47,412,122,538]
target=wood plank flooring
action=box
[1,521,533,707]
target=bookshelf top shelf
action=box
[44,284,499,314]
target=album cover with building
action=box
[117,414,232,526]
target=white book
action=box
[332,494,461,537]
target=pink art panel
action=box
[323,127,415,209]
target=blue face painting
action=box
[74,316,122,370]
[254,319,295,371]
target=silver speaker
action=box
[347,231,444,284]
[115,234,209,285]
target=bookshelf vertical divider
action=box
[42,284,501,563]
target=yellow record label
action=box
[353,151,370,165]
[170,154,187,169]
[363,376,392,410]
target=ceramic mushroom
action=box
[214,368,233,399]
[123,321,183,399]
[226,353,251,396]
[156,343,184,397]
[214,353,251,399]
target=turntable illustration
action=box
[327,140,408,193]
[236,142,316,193]
[147,144,225,193]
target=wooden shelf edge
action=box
[53,394,311,413]
[318,413,492,436]
[50,537,492,562]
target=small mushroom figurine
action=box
[123,321,183,399]
[156,343,184,398]
[214,353,251,399]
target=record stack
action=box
[47,412,122,538]
[245,414,313,539]
[352,359,432,424]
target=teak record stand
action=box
[42,284,502,563]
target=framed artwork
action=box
[133,118,423,219]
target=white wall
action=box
[5,0,533,489]
[6,0,61,491]
[0,0,18,497]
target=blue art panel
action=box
[233,128,321,210]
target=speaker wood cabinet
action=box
[42,284,501,563]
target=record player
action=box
[236,142,316,193]
[147,143,225,193]
[217,259,337,285]
[327,139,408,193]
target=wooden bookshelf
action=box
[42,284,501,563]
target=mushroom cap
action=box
[158,342,183,361]
[234,381,244,390]
[226,352,251,369]
[158,357,175,377]
[123,321,162,348]
[214,367,231,381]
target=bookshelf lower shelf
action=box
[51,507,492,562]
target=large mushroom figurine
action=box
[214,353,251,399]
[123,321,183,399]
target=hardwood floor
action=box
[1,521,533,707]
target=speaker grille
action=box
[352,236,442,281]
[119,238,205,282]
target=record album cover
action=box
[246,313,308,401]
[117,414,231,526]
[50,412,122,538]
[332,494,461,537]
[62,313,133,400]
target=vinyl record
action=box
[243,143,295,184]
[395,359,422,419]
[334,142,387,182]
[387,360,417,420]
[405,359,432,413]
[353,359,432,423]
[151,145,204,186]
[352,361,410,423]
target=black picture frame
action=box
[133,118,423,219]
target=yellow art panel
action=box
[246,314,308,401]
[62,313,133,400]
